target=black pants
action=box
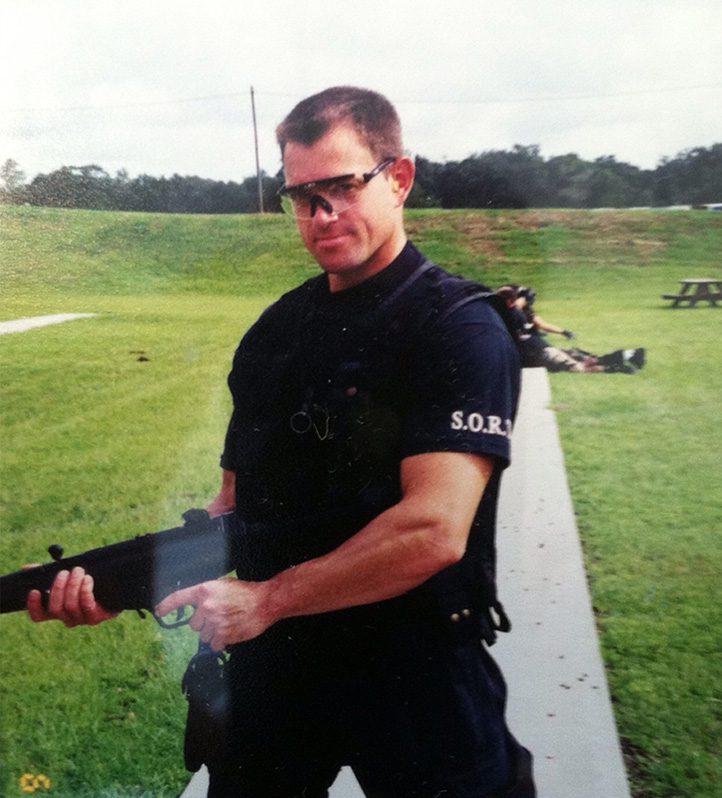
[205,617,535,798]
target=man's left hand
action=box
[27,567,119,627]
[155,579,274,651]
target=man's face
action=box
[282,124,410,292]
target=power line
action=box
[1,91,256,114]
[2,82,720,115]
[395,82,722,106]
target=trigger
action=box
[152,604,193,630]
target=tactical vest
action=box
[228,258,516,644]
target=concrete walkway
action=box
[494,368,631,798]
[0,313,96,335]
[181,368,631,798]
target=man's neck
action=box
[327,234,409,293]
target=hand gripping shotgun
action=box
[0,502,384,628]
[0,509,242,628]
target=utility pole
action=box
[250,86,264,213]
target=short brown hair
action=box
[276,86,403,161]
[496,285,520,302]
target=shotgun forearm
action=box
[0,510,241,619]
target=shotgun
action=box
[0,510,242,627]
[0,502,384,627]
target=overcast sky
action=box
[1,0,720,183]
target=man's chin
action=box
[311,236,353,262]
[313,248,358,273]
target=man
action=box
[496,285,597,372]
[497,284,645,374]
[29,87,535,797]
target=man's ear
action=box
[390,157,415,205]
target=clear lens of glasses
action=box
[279,158,396,220]
[280,176,366,220]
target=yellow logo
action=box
[19,773,51,793]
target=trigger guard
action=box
[153,604,193,630]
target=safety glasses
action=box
[278,158,396,220]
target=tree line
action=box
[1,144,720,214]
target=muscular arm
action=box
[268,451,492,615]
[156,451,494,651]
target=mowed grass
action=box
[1,204,721,797]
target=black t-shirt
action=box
[221,242,519,616]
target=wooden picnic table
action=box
[662,278,722,307]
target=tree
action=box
[544,154,592,207]
[587,156,653,208]
[485,145,547,207]
[654,145,722,205]
[408,157,442,208]
[27,165,114,209]
[11,143,721,213]
[0,159,26,202]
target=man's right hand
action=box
[26,566,118,627]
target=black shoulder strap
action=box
[377,258,436,311]
[423,266,519,344]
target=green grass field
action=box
[1,204,720,797]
